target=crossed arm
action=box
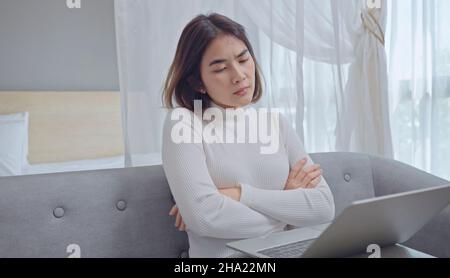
[169,158,325,231]
[163,113,335,236]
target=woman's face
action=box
[199,35,256,109]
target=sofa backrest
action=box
[310,152,376,216]
[0,152,376,258]
[0,165,189,258]
[0,152,448,257]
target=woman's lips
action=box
[233,86,250,96]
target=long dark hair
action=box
[163,13,264,112]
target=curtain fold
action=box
[302,0,393,156]
[336,2,393,158]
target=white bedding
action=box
[22,153,162,175]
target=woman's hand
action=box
[169,187,241,231]
[169,205,186,231]
[284,158,323,190]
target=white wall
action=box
[0,0,119,90]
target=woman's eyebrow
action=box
[236,49,249,58]
[208,49,249,67]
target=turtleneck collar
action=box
[205,101,255,124]
[209,100,254,112]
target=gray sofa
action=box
[0,152,448,258]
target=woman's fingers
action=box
[288,158,307,181]
[169,205,178,216]
[169,204,187,231]
[304,164,321,174]
[302,168,322,187]
[296,170,308,187]
[179,221,186,231]
[294,165,321,188]
[175,211,182,228]
[306,169,323,188]
[307,174,322,188]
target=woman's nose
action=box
[231,66,247,84]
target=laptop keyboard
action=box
[258,239,316,258]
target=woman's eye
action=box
[239,59,249,64]
[214,68,226,73]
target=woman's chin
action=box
[232,99,252,108]
[218,95,253,109]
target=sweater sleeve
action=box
[162,109,284,239]
[238,114,336,228]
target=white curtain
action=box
[338,2,393,157]
[114,0,236,166]
[238,0,305,141]
[386,0,450,180]
[302,0,393,156]
[114,0,304,167]
[115,0,394,167]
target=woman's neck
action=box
[210,100,253,111]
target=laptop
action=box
[227,184,450,258]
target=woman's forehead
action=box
[203,35,247,60]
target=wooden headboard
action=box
[0,91,124,164]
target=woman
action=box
[162,13,335,258]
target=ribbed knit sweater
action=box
[162,101,335,258]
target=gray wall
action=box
[0,0,119,91]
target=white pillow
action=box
[0,112,29,176]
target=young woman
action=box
[162,13,335,258]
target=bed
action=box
[21,153,162,175]
[0,91,160,176]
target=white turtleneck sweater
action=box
[162,102,335,258]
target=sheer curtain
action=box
[115,0,394,167]
[239,0,393,156]
[386,0,450,180]
[238,0,305,141]
[114,0,305,166]
[114,0,236,166]
[303,0,393,156]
